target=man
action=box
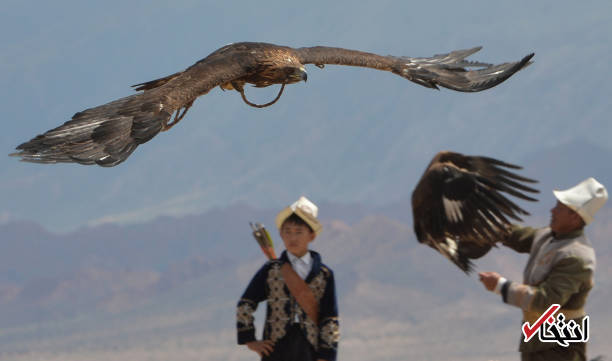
[237,196,339,361]
[479,177,607,361]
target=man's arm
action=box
[480,257,593,312]
[316,269,340,361]
[500,225,537,253]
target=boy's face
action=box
[280,221,315,258]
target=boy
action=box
[237,196,339,361]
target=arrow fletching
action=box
[250,222,277,260]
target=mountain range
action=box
[1,168,610,361]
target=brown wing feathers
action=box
[295,46,396,70]
[402,48,534,92]
[131,71,185,92]
[12,49,254,166]
[11,42,533,167]
[412,151,539,272]
[296,45,533,92]
[13,94,171,166]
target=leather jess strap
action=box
[280,263,319,325]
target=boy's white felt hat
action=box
[275,196,322,235]
[553,177,608,225]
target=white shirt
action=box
[287,251,312,280]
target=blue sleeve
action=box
[236,263,268,344]
[316,269,339,361]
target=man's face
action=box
[280,221,315,257]
[550,201,583,234]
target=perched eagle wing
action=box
[438,151,540,214]
[412,163,481,242]
[11,56,255,167]
[294,46,533,92]
[412,151,539,272]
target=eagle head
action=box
[285,66,307,84]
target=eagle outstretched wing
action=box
[11,55,256,166]
[11,42,533,167]
[411,151,539,272]
[295,46,533,92]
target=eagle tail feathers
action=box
[431,237,477,274]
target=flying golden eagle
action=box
[11,42,533,167]
[411,151,539,273]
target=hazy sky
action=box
[1,0,611,231]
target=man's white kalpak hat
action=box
[275,196,322,235]
[553,177,608,224]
